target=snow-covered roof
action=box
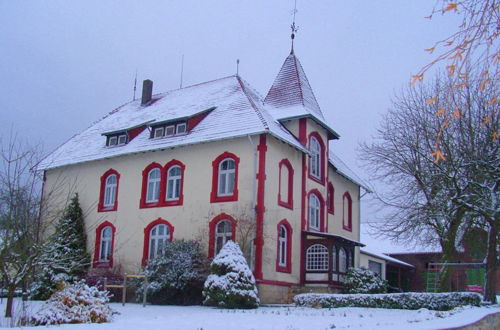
[328,151,371,193]
[360,248,415,268]
[38,75,307,170]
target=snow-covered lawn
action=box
[0,299,499,329]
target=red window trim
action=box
[210,152,240,203]
[139,160,185,208]
[327,182,334,214]
[307,189,325,232]
[98,169,120,212]
[342,191,353,231]
[141,218,175,266]
[93,221,116,268]
[307,132,326,185]
[278,159,294,210]
[276,219,293,273]
[164,159,185,206]
[208,213,237,258]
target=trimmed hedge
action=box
[294,292,482,311]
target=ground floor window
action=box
[306,244,329,271]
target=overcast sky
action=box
[0,1,457,253]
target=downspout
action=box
[247,134,257,212]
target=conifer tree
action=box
[31,193,90,300]
[203,241,259,309]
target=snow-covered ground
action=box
[1,299,499,329]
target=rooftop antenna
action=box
[180,54,184,89]
[290,0,298,53]
[133,69,137,101]
[236,59,240,76]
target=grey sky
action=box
[0,1,457,252]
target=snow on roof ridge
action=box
[236,76,269,130]
[360,247,415,268]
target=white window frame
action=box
[165,125,175,136]
[306,244,328,271]
[278,225,287,267]
[154,127,164,138]
[369,260,382,277]
[218,158,235,196]
[339,247,347,273]
[215,220,232,255]
[166,165,181,201]
[309,193,321,231]
[149,224,170,259]
[99,226,112,262]
[103,174,117,207]
[108,136,117,146]
[176,122,187,135]
[118,134,127,145]
[332,247,337,272]
[309,136,321,179]
[146,168,161,202]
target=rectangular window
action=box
[118,134,127,145]
[108,136,117,146]
[154,127,164,138]
[176,122,186,134]
[369,260,382,277]
[166,125,175,136]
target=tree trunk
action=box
[439,217,460,292]
[5,283,16,318]
[484,219,498,304]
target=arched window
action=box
[275,219,293,273]
[306,244,329,271]
[211,152,240,203]
[149,224,171,259]
[93,221,116,268]
[327,182,334,214]
[308,193,321,231]
[98,169,120,212]
[339,247,347,273]
[218,159,235,196]
[342,192,353,231]
[278,159,294,209]
[142,218,174,266]
[100,226,113,262]
[332,246,337,272]
[166,165,181,200]
[208,213,236,257]
[146,168,161,203]
[215,220,233,255]
[310,136,321,179]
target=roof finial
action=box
[236,59,240,76]
[290,0,298,54]
[133,69,137,101]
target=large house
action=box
[39,49,369,303]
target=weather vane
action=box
[290,0,298,53]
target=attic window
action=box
[150,121,187,139]
[107,134,128,147]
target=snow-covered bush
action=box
[343,267,387,294]
[31,194,90,300]
[31,281,115,325]
[137,240,209,305]
[203,241,259,309]
[294,292,482,311]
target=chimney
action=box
[141,79,153,105]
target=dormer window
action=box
[106,134,128,147]
[150,121,187,139]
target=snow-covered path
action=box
[1,299,499,329]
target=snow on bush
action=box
[203,241,259,309]
[137,240,209,305]
[31,281,115,325]
[343,267,387,294]
[294,292,482,311]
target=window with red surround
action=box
[98,169,120,212]
[308,132,326,185]
[342,191,353,231]
[93,221,116,268]
[208,213,237,258]
[308,189,325,232]
[142,218,174,266]
[327,182,334,214]
[276,219,293,273]
[139,160,185,208]
[210,152,240,203]
[278,159,294,209]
